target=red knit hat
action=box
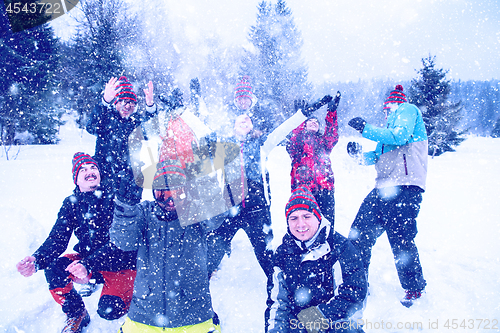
[383,85,407,109]
[285,186,322,222]
[152,160,187,190]
[72,152,99,184]
[114,76,137,104]
[234,75,257,107]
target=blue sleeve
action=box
[362,104,418,146]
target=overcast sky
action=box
[52,0,500,85]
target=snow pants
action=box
[348,186,426,292]
[206,204,274,279]
[44,253,136,320]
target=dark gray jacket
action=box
[110,198,223,328]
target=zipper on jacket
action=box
[403,153,408,175]
[240,142,245,208]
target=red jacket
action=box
[286,108,338,192]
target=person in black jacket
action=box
[266,187,367,333]
[86,76,157,192]
[16,152,137,333]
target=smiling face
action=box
[115,99,137,118]
[76,163,101,192]
[234,114,254,139]
[305,118,320,133]
[287,209,320,241]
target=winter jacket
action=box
[286,109,339,192]
[222,111,308,209]
[110,199,224,328]
[86,100,157,188]
[32,186,135,272]
[361,103,428,191]
[266,219,367,333]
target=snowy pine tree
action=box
[408,55,466,157]
[243,0,312,130]
[60,0,139,126]
[0,23,63,148]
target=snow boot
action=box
[400,289,425,308]
[61,309,90,333]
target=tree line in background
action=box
[1,0,499,159]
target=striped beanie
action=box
[114,76,137,104]
[72,152,99,184]
[383,84,407,109]
[234,75,256,105]
[152,160,187,190]
[285,186,322,222]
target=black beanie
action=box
[114,76,137,104]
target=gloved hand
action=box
[347,141,362,158]
[297,306,327,333]
[117,169,143,205]
[328,91,341,112]
[348,117,367,133]
[295,95,333,118]
[190,78,201,97]
[159,88,184,111]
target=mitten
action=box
[190,78,201,97]
[328,91,341,112]
[348,117,367,133]
[297,306,327,333]
[117,170,143,205]
[347,141,362,158]
[159,88,184,111]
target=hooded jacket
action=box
[110,199,224,328]
[286,108,339,193]
[266,219,367,332]
[32,186,135,272]
[360,103,428,191]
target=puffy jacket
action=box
[32,187,135,272]
[286,109,339,192]
[110,199,224,328]
[86,100,157,187]
[266,219,367,332]
[361,103,428,191]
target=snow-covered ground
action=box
[1,118,499,332]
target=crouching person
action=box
[16,152,137,333]
[266,187,367,333]
[111,160,224,332]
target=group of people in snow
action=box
[16,73,428,333]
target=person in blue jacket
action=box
[346,84,428,307]
[266,186,367,333]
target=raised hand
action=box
[16,256,36,277]
[144,81,154,107]
[103,77,121,103]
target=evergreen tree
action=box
[408,55,466,157]
[59,0,139,126]
[243,0,312,130]
[0,23,63,148]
